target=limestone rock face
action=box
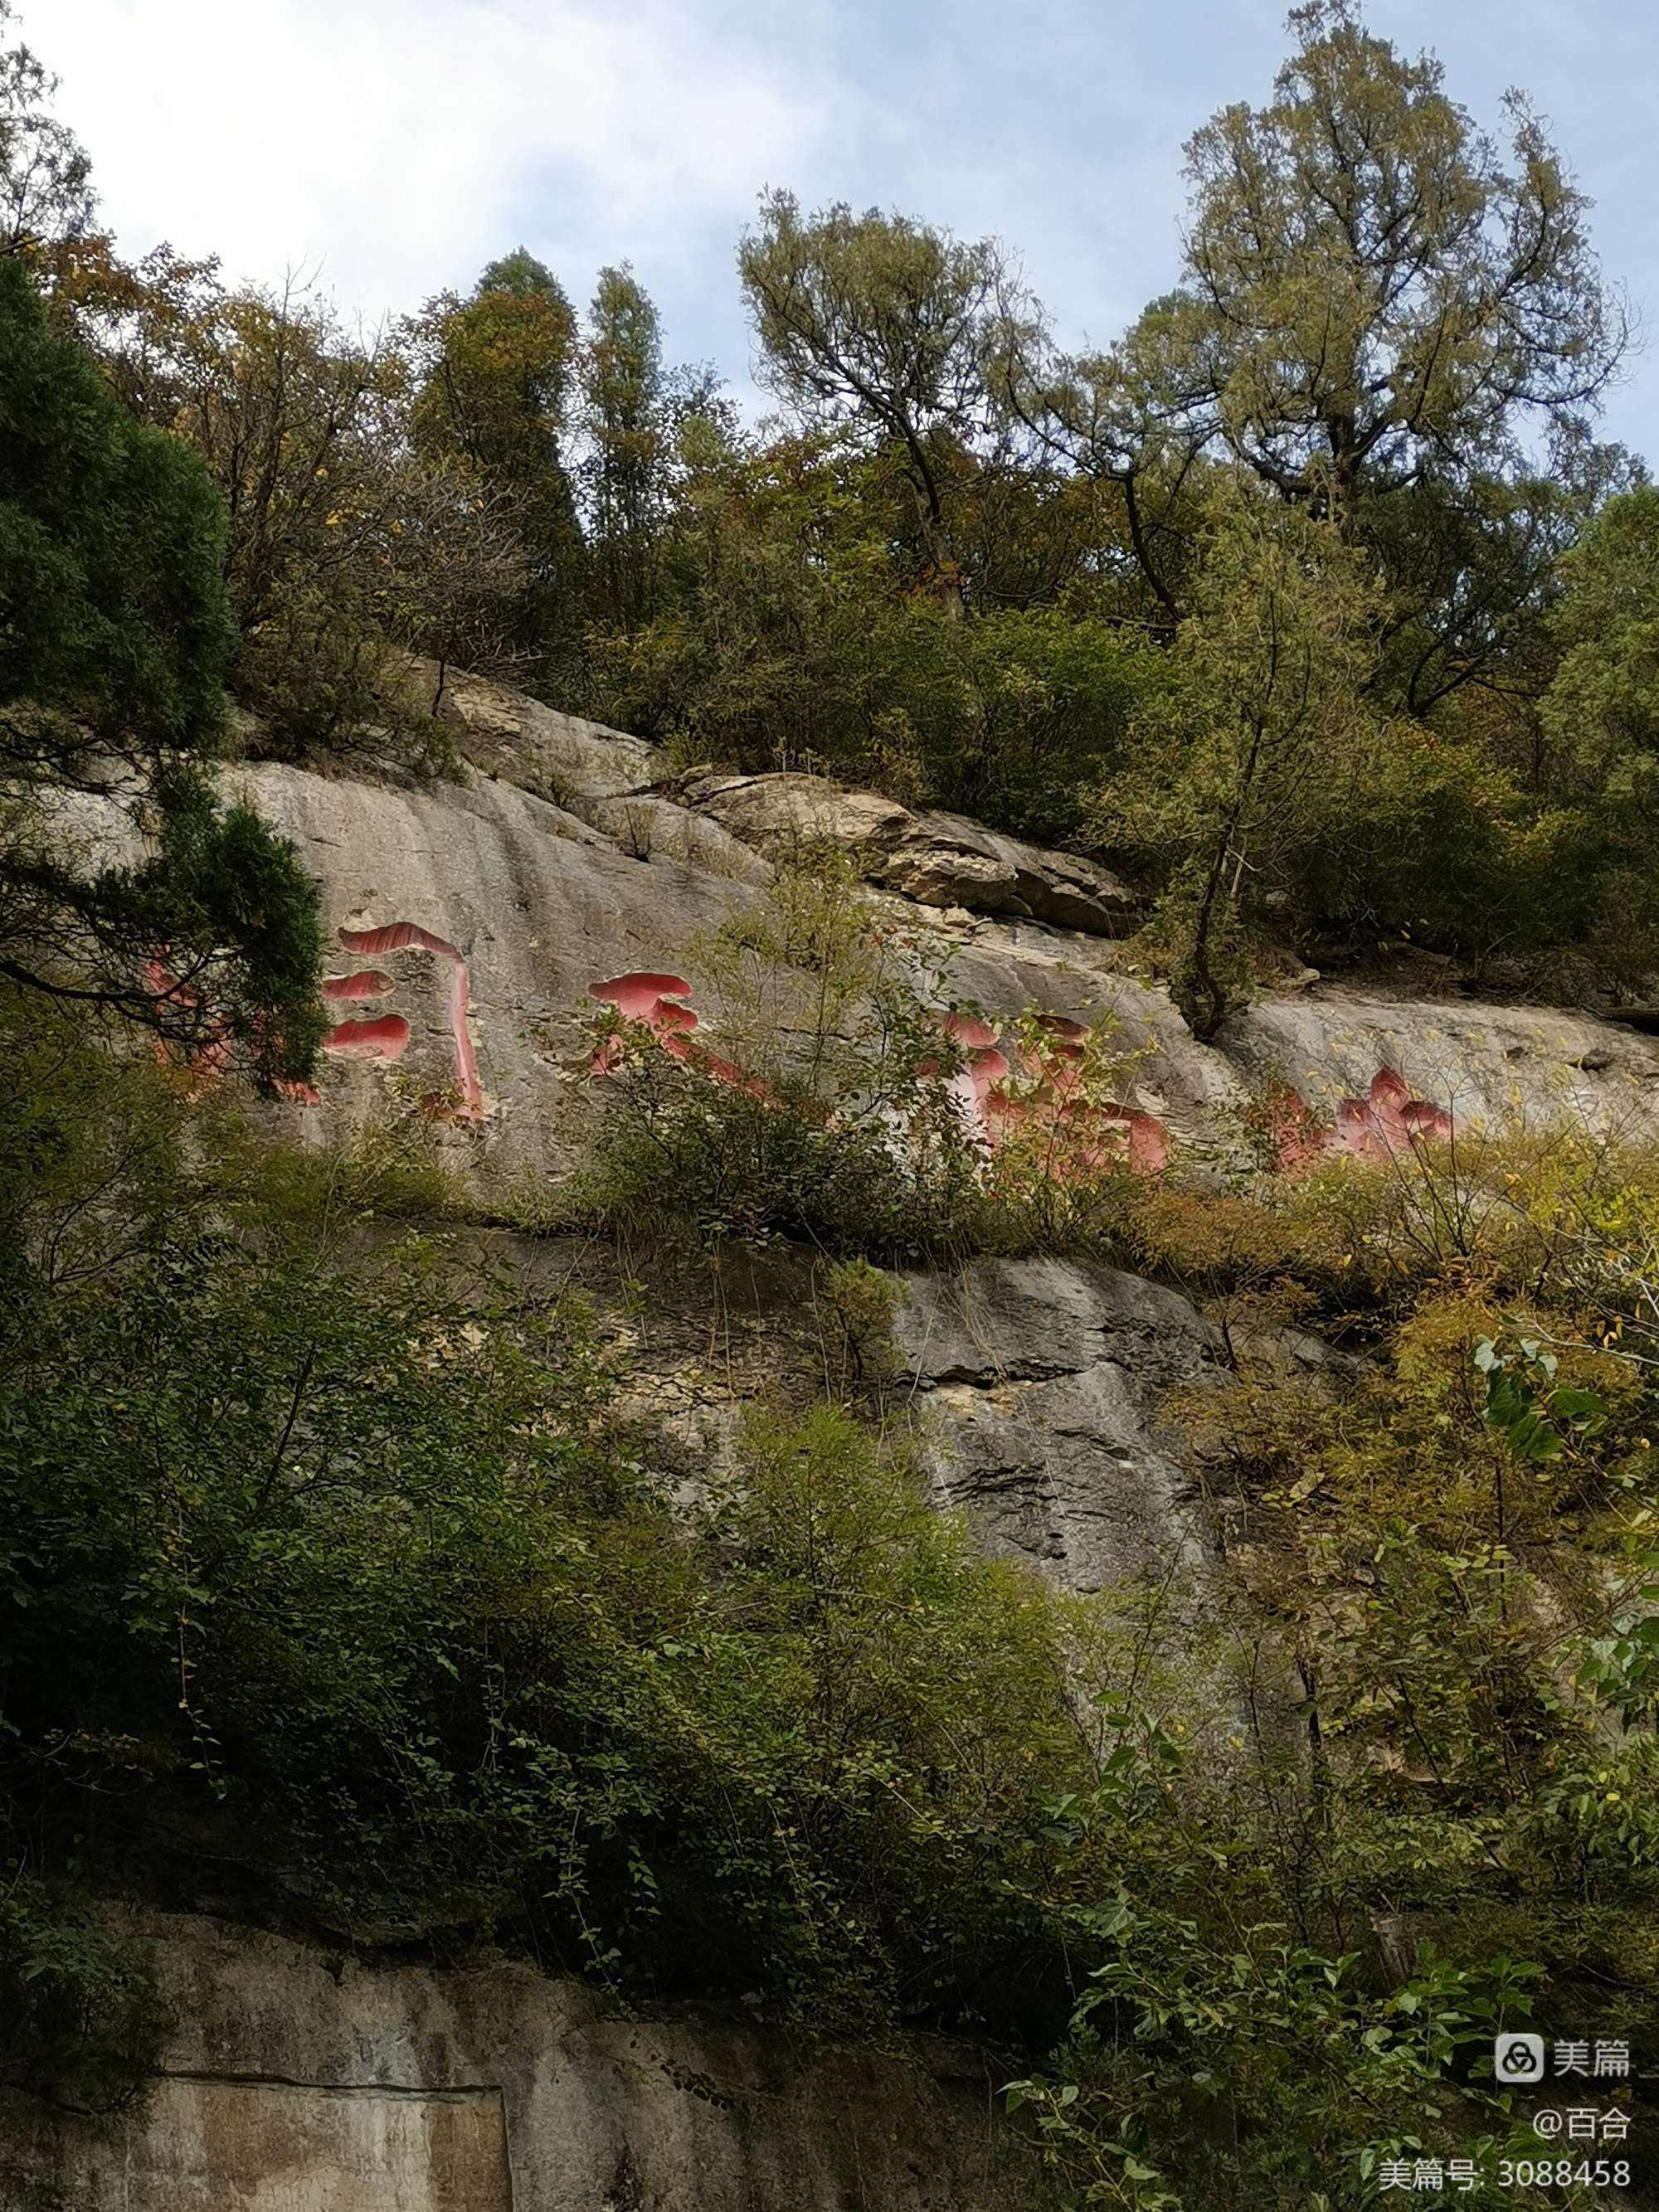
[883,806,1143,934]
[486,1237,1234,1602]
[893,1257,1225,1593]
[429,660,665,811]
[1,1912,1034,2212]
[674,767,914,858]
[581,790,773,884]
[673,769,1143,935]
[1222,989,1659,1140]
[219,760,765,1184]
[56,671,1659,1188]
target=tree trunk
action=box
[1326,411,1358,540]
[1176,719,1264,1041]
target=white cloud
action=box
[30,0,1659,455]
[40,0,829,318]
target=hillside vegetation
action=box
[2,3,1659,2207]
[8,0,1659,1033]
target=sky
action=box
[32,0,1659,459]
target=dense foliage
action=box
[11,920,1659,2195]
[1005,1128,1659,2205]
[2,2,1658,2203]
[562,867,1659,2202]
[0,253,322,1074]
[0,996,1101,2086]
[8,0,1657,1014]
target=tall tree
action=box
[739,192,1020,615]
[1167,0,1620,523]
[1095,489,1381,1038]
[173,281,400,642]
[1020,1,1627,654]
[408,250,583,687]
[1361,431,1641,732]
[0,0,92,265]
[147,276,449,758]
[581,264,667,631]
[0,256,321,1073]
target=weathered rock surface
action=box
[1222,989,1659,1141]
[427,664,1136,938]
[898,1256,1274,1601]
[671,768,1144,936]
[489,1237,1235,1602]
[581,790,773,883]
[213,760,1217,1184]
[0,1912,1034,2212]
[56,664,1659,1189]
[218,760,766,1184]
[887,807,1143,936]
[431,659,666,812]
[893,1257,1226,1593]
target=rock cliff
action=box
[1,1913,1034,2212]
[13,668,1659,2210]
[210,664,1659,1198]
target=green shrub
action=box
[0,1880,170,2117]
[566,848,1154,1265]
[235,593,460,779]
[1288,725,1618,973]
[567,848,988,1258]
[0,994,1091,2028]
[819,1256,902,1380]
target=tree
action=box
[367,449,533,712]
[1023,2,1627,650]
[1096,489,1381,1038]
[739,192,1021,615]
[997,301,1213,636]
[1544,485,1659,803]
[408,250,584,687]
[476,246,563,302]
[108,274,516,762]
[0,0,93,265]
[1520,481,1659,988]
[0,255,321,1073]
[581,264,668,631]
[587,419,1155,833]
[168,280,400,643]
[156,277,436,759]
[1362,464,1574,728]
[1169,2,1620,522]
[0,7,468,773]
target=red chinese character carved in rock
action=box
[1267,1067,1452,1174]
[326,922,484,1121]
